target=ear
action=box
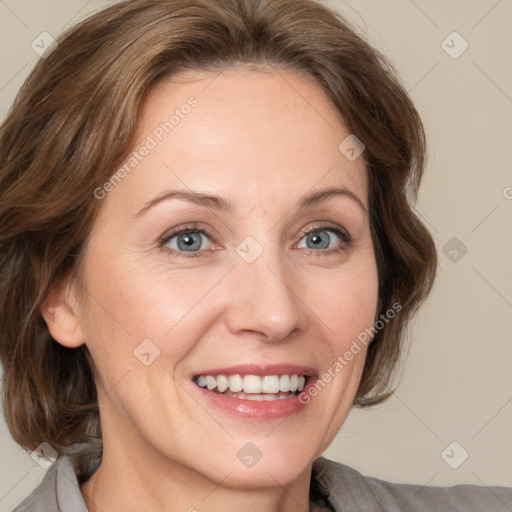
[41,276,85,348]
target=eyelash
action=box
[158,222,352,259]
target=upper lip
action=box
[192,364,317,378]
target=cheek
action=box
[307,259,379,350]
[304,252,379,417]
[80,253,230,367]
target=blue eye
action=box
[297,227,346,251]
[159,223,351,259]
[161,227,213,256]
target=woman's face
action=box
[70,67,379,487]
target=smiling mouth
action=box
[193,373,308,401]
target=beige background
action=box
[1,0,511,509]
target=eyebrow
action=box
[133,185,367,219]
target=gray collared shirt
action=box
[12,443,512,511]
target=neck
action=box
[80,434,315,512]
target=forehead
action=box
[101,66,368,219]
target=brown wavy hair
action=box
[0,0,437,455]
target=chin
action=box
[214,438,319,490]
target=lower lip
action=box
[193,379,316,420]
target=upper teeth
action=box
[196,374,306,394]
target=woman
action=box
[0,0,510,510]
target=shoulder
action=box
[11,456,87,512]
[312,456,512,512]
[11,440,100,512]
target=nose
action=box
[223,245,307,342]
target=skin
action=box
[43,66,379,512]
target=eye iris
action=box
[307,231,330,249]
[177,233,202,251]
